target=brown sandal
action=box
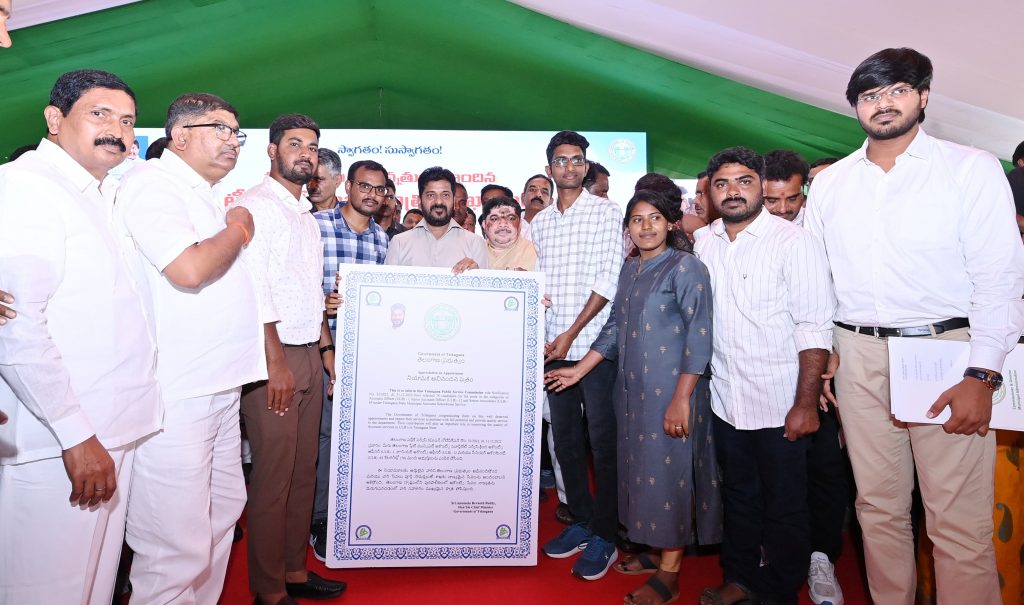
[697,582,755,605]
[625,574,678,604]
[614,552,660,575]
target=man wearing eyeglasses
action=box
[309,158,389,561]
[114,92,262,604]
[481,197,536,271]
[806,48,1024,605]
[532,130,624,581]
[373,177,406,240]
[384,166,487,271]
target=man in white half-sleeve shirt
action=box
[233,114,346,605]
[116,92,264,605]
[0,69,161,605]
[806,47,1024,605]
[694,147,835,605]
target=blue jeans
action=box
[312,370,332,523]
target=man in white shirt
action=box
[0,69,162,605]
[116,92,263,605]
[533,131,624,581]
[695,147,835,605]
[384,166,487,271]
[764,149,849,605]
[806,47,1024,605]
[234,114,345,605]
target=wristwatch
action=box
[963,367,1003,390]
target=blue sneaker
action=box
[571,535,617,580]
[543,522,592,558]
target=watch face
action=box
[990,375,1003,390]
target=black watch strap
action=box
[319,344,335,356]
[963,367,1002,390]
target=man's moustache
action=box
[94,137,126,152]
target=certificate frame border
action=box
[330,268,543,565]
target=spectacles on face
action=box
[355,181,388,196]
[856,85,915,105]
[182,123,247,145]
[422,191,453,202]
[484,212,520,224]
[551,155,586,168]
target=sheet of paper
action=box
[327,266,545,567]
[888,338,1023,431]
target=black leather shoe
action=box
[285,571,347,600]
[554,502,575,525]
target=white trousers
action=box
[0,443,135,605]
[126,389,246,605]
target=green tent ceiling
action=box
[0,0,868,176]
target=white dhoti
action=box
[126,389,246,605]
[0,443,135,605]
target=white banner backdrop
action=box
[125,129,647,214]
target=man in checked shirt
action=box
[532,130,625,581]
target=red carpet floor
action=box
[214,494,872,605]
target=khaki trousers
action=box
[833,326,999,605]
[240,345,322,595]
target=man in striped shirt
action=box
[695,147,835,605]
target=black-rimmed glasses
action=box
[182,123,247,145]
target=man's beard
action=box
[278,156,313,185]
[718,195,763,224]
[861,107,919,141]
[425,203,452,227]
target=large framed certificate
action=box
[327,265,546,567]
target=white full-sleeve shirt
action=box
[115,150,266,401]
[0,139,162,464]
[805,128,1024,372]
[695,209,836,430]
[232,176,325,346]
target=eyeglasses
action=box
[484,212,520,224]
[857,86,915,105]
[551,155,586,168]
[182,123,247,145]
[354,181,388,196]
[422,191,453,202]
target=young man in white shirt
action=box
[695,147,835,605]
[234,114,344,605]
[116,92,263,604]
[0,69,162,605]
[806,47,1024,605]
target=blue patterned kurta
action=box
[591,248,722,548]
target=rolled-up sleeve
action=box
[959,154,1024,371]
[589,204,625,301]
[785,232,836,353]
[0,176,94,449]
[589,305,618,361]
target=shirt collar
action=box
[709,206,771,239]
[854,126,931,165]
[160,149,213,191]
[413,219,463,234]
[35,138,101,194]
[263,175,313,213]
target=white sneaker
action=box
[808,551,844,605]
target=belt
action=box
[283,341,318,348]
[834,317,969,338]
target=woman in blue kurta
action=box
[546,190,722,604]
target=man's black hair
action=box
[846,48,933,123]
[417,166,456,197]
[582,161,611,188]
[706,147,765,181]
[545,130,590,164]
[763,149,809,186]
[269,113,320,145]
[346,158,386,182]
[49,69,136,116]
[481,184,514,199]
[809,157,840,170]
[480,196,523,222]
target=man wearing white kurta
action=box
[0,69,162,605]
[116,93,265,605]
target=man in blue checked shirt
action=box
[309,158,390,560]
